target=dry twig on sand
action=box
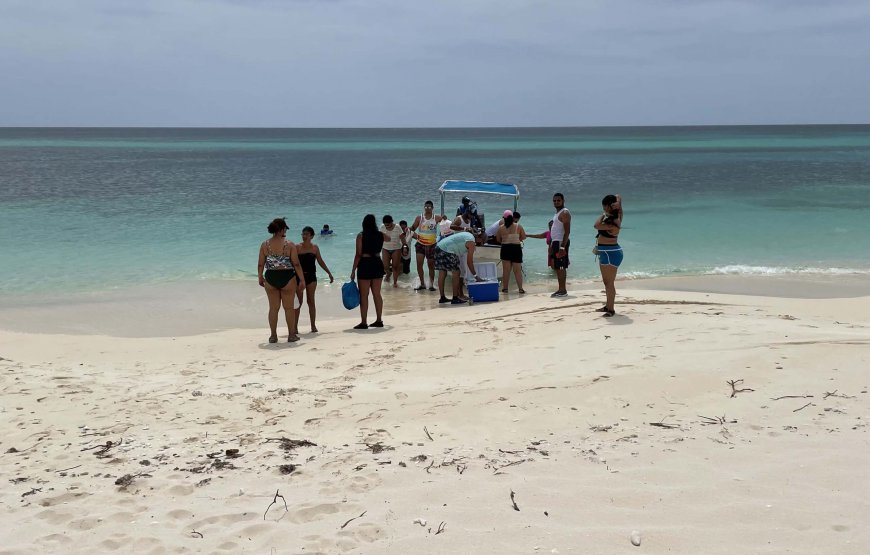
[698,415,737,425]
[263,489,289,521]
[793,402,814,413]
[340,510,367,529]
[494,459,529,473]
[423,426,434,441]
[435,521,447,534]
[771,395,813,401]
[510,490,520,511]
[727,379,754,398]
[648,416,678,429]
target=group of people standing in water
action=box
[257,192,623,342]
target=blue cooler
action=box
[467,262,499,302]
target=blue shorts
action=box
[597,244,623,268]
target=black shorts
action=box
[358,257,385,280]
[500,243,523,264]
[550,240,570,269]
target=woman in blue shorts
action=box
[593,194,623,317]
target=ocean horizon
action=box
[2,125,869,299]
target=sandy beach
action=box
[1,278,869,554]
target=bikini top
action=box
[264,241,293,270]
[596,215,619,239]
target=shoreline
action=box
[0,272,868,338]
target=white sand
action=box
[1,280,869,553]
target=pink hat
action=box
[503,209,512,218]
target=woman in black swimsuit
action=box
[295,226,335,333]
[350,214,388,329]
[257,218,305,343]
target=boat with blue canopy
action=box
[438,179,520,263]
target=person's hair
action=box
[322,224,330,230]
[513,211,521,220]
[267,218,288,234]
[424,200,434,207]
[302,226,315,237]
[383,214,394,224]
[602,194,618,207]
[503,213,514,227]
[362,214,378,233]
[399,219,408,226]
[553,193,565,200]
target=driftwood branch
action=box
[771,395,813,401]
[423,426,434,441]
[510,490,520,511]
[727,379,754,398]
[340,510,367,529]
[648,416,678,429]
[263,489,289,520]
[494,459,529,473]
[793,402,814,413]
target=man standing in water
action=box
[410,200,444,291]
[550,193,571,297]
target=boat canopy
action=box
[439,180,520,216]
[438,180,519,197]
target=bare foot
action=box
[311,326,318,333]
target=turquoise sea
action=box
[1,126,870,297]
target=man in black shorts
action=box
[549,193,571,297]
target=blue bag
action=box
[341,281,360,310]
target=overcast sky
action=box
[1,0,869,127]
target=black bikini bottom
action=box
[265,269,296,289]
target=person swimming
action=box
[320,224,334,236]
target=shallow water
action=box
[2,125,870,297]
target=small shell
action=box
[630,530,642,546]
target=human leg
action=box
[357,279,371,327]
[415,249,427,290]
[599,264,618,315]
[306,282,318,332]
[438,270,448,301]
[391,250,402,286]
[501,260,512,292]
[513,262,524,293]
[371,278,384,324]
[280,277,299,341]
[265,283,282,342]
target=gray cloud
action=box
[0,0,868,126]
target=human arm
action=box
[350,234,362,280]
[289,245,305,289]
[257,243,266,287]
[525,231,548,239]
[314,246,334,283]
[465,243,483,282]
[559,211,571,247]
[449,216,465,231]
[518,224,527,242]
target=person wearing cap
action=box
[495,211,527,294]
[486,210,521,243]
[434,231,484,304]
[456,196,484,229]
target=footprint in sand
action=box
[394,392,408,400]
[286,502,350,524]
